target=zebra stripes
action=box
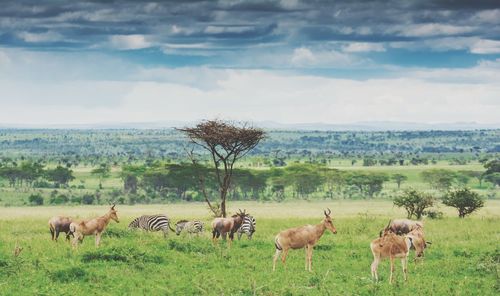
[237,215,256,240]
[175,220,204,235]
[128,214,174,237]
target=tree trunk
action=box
[220,190,227,217]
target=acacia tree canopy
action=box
[178,120,265,217]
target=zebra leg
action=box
[237,231,242,240]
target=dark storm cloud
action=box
[0,0,499,52]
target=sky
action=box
[1,0,500,126]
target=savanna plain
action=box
[0,201,498,296]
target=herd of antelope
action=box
[48,205,430,284]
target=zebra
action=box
[128,214,175,237]
[237,215,256,240]
[175,220,204,236]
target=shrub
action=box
[28,193,44,206]
[50,194,69,205]
[393,188,434,219]
[51,266,87,282]
[423,209,444,219]
[81,194,95,205]
[81,246,163,264]
[442,188,484,218]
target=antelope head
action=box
[109,204,119,223]
[379,219,392,237]
[323,208,337,234]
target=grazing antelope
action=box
[379,219,423,237]
[273,209,337,272]
[175,220,204,236]
[406,226,431,261]
[370,226,412,283]
[128,214,175,237]
[48,216,74,242]
[212,209,247,245]
[237,215,256,240]
[70,204,119,248]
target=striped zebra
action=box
[128,214,175,237]
[237,215,256,240]
[175,220,204,236]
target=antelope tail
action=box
[274,236,282,251]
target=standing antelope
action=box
[370,226,413,283]
[129,214,175,237]
[49,216,74,242]
[212,209,247,245]
[273,209,337,272]
[70,204,119,248]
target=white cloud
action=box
[0,51,11,67]
[17,31,62,43]
[470,39,500,54]
[290,47,362,67]
[390,37,477,52]
[472,9,500,24]
[393,24,475,37]
[204,25,255,34]
[109,35,151,50]
[342,42,385,53]
[0,48,499,125]
[291,47,316,66]
[1,67,499,125]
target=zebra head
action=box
[175,220,188,235]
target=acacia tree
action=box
[178,120,265,217]
[392,173,408,189]
[442,188,484,218]
[91,163,111,189]
[393,188,434,219]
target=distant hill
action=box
[0,120,499,131]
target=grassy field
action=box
[0,201,498,295]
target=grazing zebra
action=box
[237,215,256,240]
[128,214,175,237]
[175,220,204,236]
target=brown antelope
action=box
[273,209,337,272]
[211,209,246,245]
[69,205,119,248]
[370,227,413,283]
[406,226,431,261]
[379,219,423,237]
[48,216,74,242]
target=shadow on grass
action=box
[81,246,163,264]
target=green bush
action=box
[393,188,434,219]
[81,194,95,205]
[442,188,484,218]
[49,194,69,205]
[423,209,444,219]
[28,194,44,206]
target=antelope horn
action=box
[327,208,331,215]
[385,219,392,229]
[111,203,116,210]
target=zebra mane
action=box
[176,219,189,224]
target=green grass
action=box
[0,201,498,295]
